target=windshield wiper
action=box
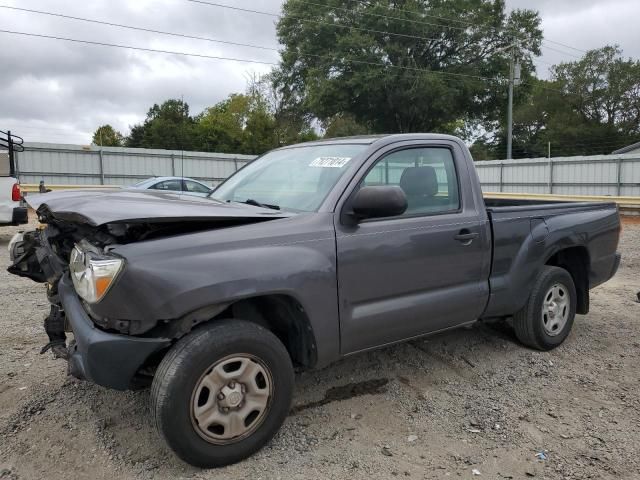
[241,199,280,211]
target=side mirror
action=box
[350,185,408,221]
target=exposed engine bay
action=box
[7,201,285,366]
[9,204,275,284]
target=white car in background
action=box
[0,152,27,226]
[129,176,214,197]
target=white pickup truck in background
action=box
[0,151,28,226]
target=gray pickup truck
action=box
[8,134,620,467]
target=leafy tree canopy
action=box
[274,0,542,133]
[92,125,123,147]
[126,99,196,150]
[95,2,640,161]
[473,46,640,159]
[119,77,317,154]
[324,113,369,138]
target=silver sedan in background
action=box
[129,176,214,197]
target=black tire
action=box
[150,320,294,468]
[513,266,577,351]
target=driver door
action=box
[335,142,490,354]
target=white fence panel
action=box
[11,143,640,197]
[14,143,257,188]
[475,153,640,196]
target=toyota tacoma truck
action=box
[8,134,621,467]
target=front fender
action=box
[89,215,340,367]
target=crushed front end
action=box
[7,208,171,390]
[7,191,286,390]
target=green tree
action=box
[196,94,249,153]
[251,73,319,146]
[118,79,319,154]
[125,99,196,150]
[92,124,123,146]
[194,76,319,154]
[195,94,275,154]
[125,124,145,148]
[324,114,369,138]
[481,46,640,159]
[274,0,542,134]
[550,46,640,154]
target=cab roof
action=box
[278,133,462,149]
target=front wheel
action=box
[151,320,294,468]
[513,266,577,350]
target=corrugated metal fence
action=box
[10,143,640,197]
[476,153,640,196]
[13,142,257,187]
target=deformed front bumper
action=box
[58,275,171,390]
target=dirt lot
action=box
[1,218,639,480]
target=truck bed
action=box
[481,196,620,319]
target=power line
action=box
[293,0,587,62]
[0,4,513,85]
[0,5,280,52]
[187,0,460,43]
[0,12,594,98]
[187,0,590,72]
[533,57,557,67]
[0,4,468,72]
[542,38,587,54]
[519,81,599,99]
[4,3,587,73]
[6,1,585,85]
[540,44,582,59]
[315,0,588,55]
[0,28,504,85]
[287,0,470,32]
[342,0,481,27]
[0,29,280,66]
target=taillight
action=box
[11,183,21,202]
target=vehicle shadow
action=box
[80,319,521,473]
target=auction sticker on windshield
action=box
[309,157,351,168]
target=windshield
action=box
[211,144,367,212]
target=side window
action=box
[151,179,183,191]
[184,180,211,193]
[362,147,460,216]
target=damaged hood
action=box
[27,188,293,226]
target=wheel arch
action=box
[218,295,318,370]
[138,294,318,386]
[545,246,590,314]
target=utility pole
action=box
[506,44,521,160]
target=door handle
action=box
[454,230,479,244]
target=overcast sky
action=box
[0,0,638,145]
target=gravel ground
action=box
[1,217,639,480]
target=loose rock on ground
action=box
[1,217,639,479]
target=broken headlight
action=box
[69,244,123,303]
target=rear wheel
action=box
[513,266,577,350]
[151,320,294,468]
